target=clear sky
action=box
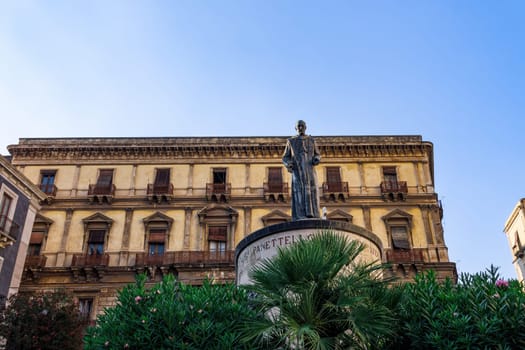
[1,1,524,279]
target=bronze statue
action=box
[282,120,321,220]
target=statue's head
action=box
[295,120,307,135]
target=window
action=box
[326,167,342,192]
[78,298,93,321]
[383,167,398,183]
[87,230,105,255]
[0,193,13,232]
[207,168,230,201]
[40,170,57,195]
[382,209,413,250]
[28,231,45,256]
[208,226,227,252]
[89,169,115,201]
[391,226,410,249]
[96,169,114,189]
[148,229,166,256]
[213,168,226,185]
[267,167,283,192]
[154,169,170,189]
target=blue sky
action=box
[1,1,524,278]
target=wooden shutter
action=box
[149,229,166,243]
[268,167,282,183]
[88,230,106,243]
[154,169,170,186]
[208,226,227,242]
[391,226,410,249]
[96,169,114,186]
[268,167,283,192]
[326,167,341,184]
[30,232,45,244]
[326,167,342,192]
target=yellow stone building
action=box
[7,135,456,321]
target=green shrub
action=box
[392,266,525,349]
[0,290,85,350]
[84,274,257,350]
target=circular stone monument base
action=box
[235,219,383,285]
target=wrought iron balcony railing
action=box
[72,253,110,267]
[0,215,20,247]
[385,248,425,263]
[380,181,408,194]
[322,181,349,201]
[264,182,289,194]
[206,183,231,201]
[136,251,234,267]
[263,182,289,201]
[147,183,174,196]
[25,255,48,268]
[88,184,116,196]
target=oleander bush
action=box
[390,266,525,350]
[0,289,85,350]
[84,274,258,350]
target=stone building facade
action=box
[0,155,45,307]
[7,135,456,321]
[503,198,525,281]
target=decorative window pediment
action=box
[34,213,54,229]
[82,212,113,231]
[198,205,238,225]
[326,209,353,223]
[381,209,412,224]
[261,210,291,226]
[143,211,173,231]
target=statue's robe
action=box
[282,135,321,220]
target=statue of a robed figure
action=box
[282,120,321,221]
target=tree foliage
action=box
[84,274,257,350]
[0,290,85,350]
[241,230,402,350]
[391,266,525,350]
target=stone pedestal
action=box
[235,219,383,285]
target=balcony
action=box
[380,181,408,201]
[87,184,116,203]
[136,251,234,267]
[25,255,47,268]
[0,215,20,248]
[147,183,174,203]
[263,182,289,202]
[322,181,349,201]
[72,253,110,267]
[39,183,57,197]
[385,248,425,263]
[206,183,231,202]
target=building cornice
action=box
[8,136,432,165]
[0,155,47,206]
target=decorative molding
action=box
[8,136,431,163]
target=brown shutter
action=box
[208,226,227,242]
[30,232,45,244]
[326,167,341,184]
[96,169,114,186]
[154,169,170,186]
[88,230,106,243]
[149,230,166,243]
[391,226,410,249]
[268,167,282,183]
